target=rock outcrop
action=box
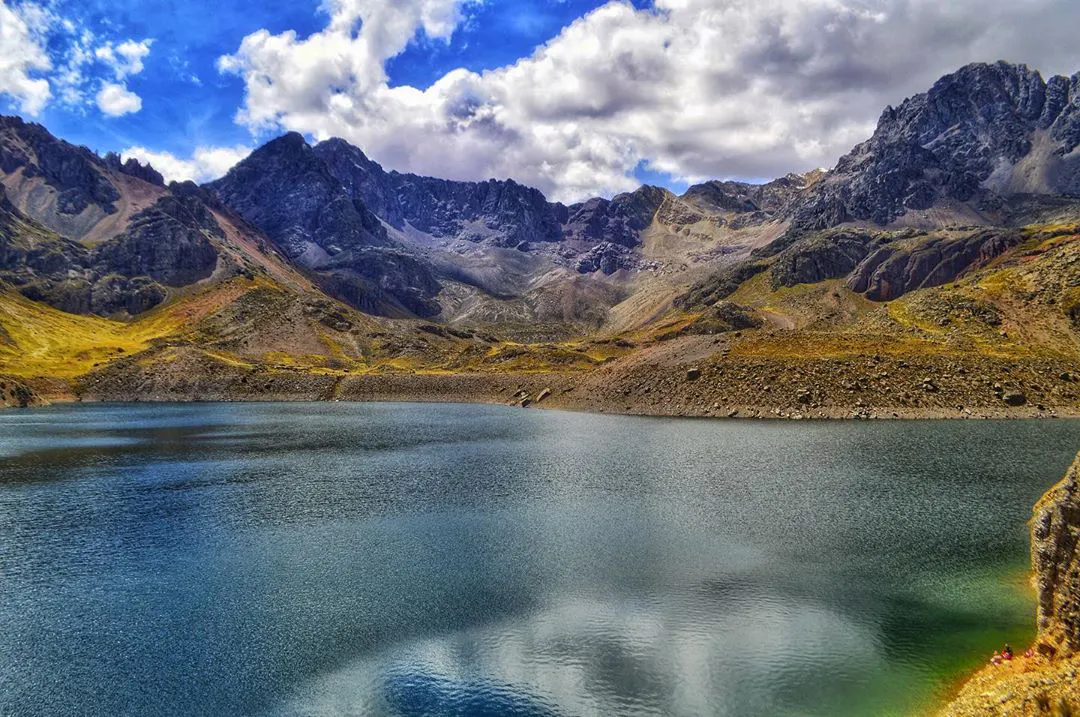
[846,229,1023,300]
[102,152,165,187]
[91,195,221,286]
[563,185,669,247]
[940,452,1080,716]
[768,230,882,289]
[575,241,639,275]
[683,224,1027,308]
[1033,452,1080,658]
[0,186,220,315]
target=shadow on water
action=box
[382,670,564,717]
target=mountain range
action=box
[1,61,1079,415]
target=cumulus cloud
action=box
[96,82,141,116]
[0,0,53,114]
[121,145,253,184]
[0,1,151,117]
[92,38,152,116]
[96,39,152,79]
[219,0,1080,201]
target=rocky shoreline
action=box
[18,334,1070,421]
[940,452,1080,715]
[7,348,1080,421]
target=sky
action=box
[2,0,1080,203]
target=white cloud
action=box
[121,145,253,184]
[219,0,1080,202]
[96,82,141,116]
[95,38,152,79]
[0,0,52,114]
[0,1,152,118]
[92,38,152,117]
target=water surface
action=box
[1,403,1078,716]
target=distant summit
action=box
[786,62,1080,235]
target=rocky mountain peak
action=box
[209,134,449,318]
[313,136,567,248]
[103,152,165,187]
[784,61,1080,237]
[0,114,121,233]
[208,131,389,264]
[563,184,670,248]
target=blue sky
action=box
[33,1,638,154]
[6,0,680,194]
[3,0,1080,201]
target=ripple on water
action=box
[0,404,1075,717]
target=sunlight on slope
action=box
[0,279,255,378]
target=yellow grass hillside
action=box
[0,278,255,379]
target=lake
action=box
[1,402,1078,716]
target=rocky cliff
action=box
[0,115,123,240]
[941,452,1080,716]
[314,138,568,249]
[563,185,669,248]
[0,188,222,315]
[787,62,1080,236]
[91,195,221,287]
[1033,453,1080,659]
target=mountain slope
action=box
[2,61,1080,418]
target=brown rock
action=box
[1032,453,1080,655]
[1002,391,1027,406]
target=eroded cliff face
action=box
[0,375,44,407]
[1033,453,1080,658]
[940,452,1080,716]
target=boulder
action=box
[1002,390,1027,406]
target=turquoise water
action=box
[1,403,1078,716]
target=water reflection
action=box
[382,671,563,717]
[1,403,1078,717]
